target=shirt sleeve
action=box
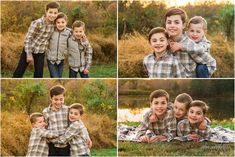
[84,40,92,70]
[38,128,59,138]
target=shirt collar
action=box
[42,16,54,25]
[153,50,169,61]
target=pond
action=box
[118,95,234,122]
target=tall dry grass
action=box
[118,32,234,78]
[1,111,116,156]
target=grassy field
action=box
[1,64,117,78]
[91,148,117,156]
[118,121,235,156]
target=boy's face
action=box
[32,116,47,128]
[188,106,204,124]
[73,26,85,40]
[188,23,205,43]
[173,100,187,119]
[69,108,81,122]
[150,33,168,54]
[45,8,59,22]
[56,18,67,31]
[50,94,64,110]
[165,15,184,38]
[150,97,168,117]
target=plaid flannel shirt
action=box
[24,16,54,57]
[55,120,91,156]
[186,36,216,76]
[43,104,68,148]
[26,128,58,157]
[177,119,211,141]
[68,36,92,72]
[136,109,176,141]
[143,50,186,78]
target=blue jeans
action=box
[196,64,209,78]
[47,60,64,78]
[69,68,89,78]
[13,48,45,78]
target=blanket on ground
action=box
[118,124,235,143]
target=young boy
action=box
[143,27,186,78]
[186,16,216,77]
[54,103,92,156]
[177,100,211,141]
[26,112,58,156]
[165,8,211,78]
[42,85,70,156]
[68,20,92,78]
[13,2,60,78]
[136,89,176,143]
[47,12,71,78]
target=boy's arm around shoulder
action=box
[37,128,59,138]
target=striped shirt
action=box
[26,128,58,157]
[143,50,186,78]
[177,119,211,141]
[55,120,91,156]
[24,16,54,56]
[43,104,68,148]
[136,109,176,141]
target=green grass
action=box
[91,148,117,156]
[1,64,117,78]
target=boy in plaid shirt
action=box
[42,85,70,156]
[177,100,211,141]
[165,8,212,78]
[143,27,186,78]
[26,112,58,156]
[13,2,60,78]
[136,89,176,142]
[68,20,92,78]
[54,103,92,156]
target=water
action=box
[118,95,234,122]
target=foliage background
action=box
[1,79,117,156]
[118,0,234,78]
[1,1,117,77]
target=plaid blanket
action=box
[118,124,235,143]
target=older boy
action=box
[177,100,211,141]
[68,20,92,78]
[136,89,176,143]
[42,85,70,156]
[13,1,60,78]
[26,112,58,156]
[165,8,209,78]
[54,103,92,156]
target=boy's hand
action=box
[83,69,89,74]
[189,133,200,142]
[170,42,183,53]
[81,34,88,42]
[199,119,207,130]
[27,55,34,65]
[86,139,92,148]
[139,135,150,143]
[149,135,167,143]
[149,114,158,123]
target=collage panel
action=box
[1,79,117,156]
[118,79,234,156]
[118,0,234,78]
[1,1,117,78]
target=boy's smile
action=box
[151,97,168,117]
[73,26,85,40]
[69,108,81,122]
[150,33,168,55]
[188,23,205,43]
[173,100,187,119]
[188,106,204,124]
[56,18,67,31]
[50,94,64,111]
[46,8,58,23]
[32,117,47,128]
[166,15,184,39]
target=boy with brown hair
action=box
[68,20,92,78]
[13,1,60,78]
[26,112,58,156]
[42,85,70,156]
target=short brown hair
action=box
[72,20,85,30]
[175,93,193,110]
[30,112,44,124]
[69,103,84,115]
[165,8,188,24]
[55,12,68,22]
[187,16,207,30]
[148,27,169,42]
[189,100,209,115]
[149,89,169,103]
[45,1,60,11]
[50,85,65,98]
